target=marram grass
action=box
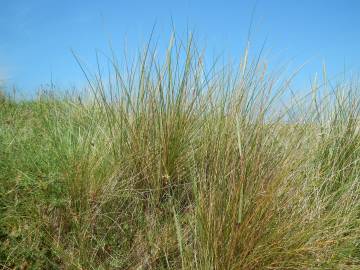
[1,37,360,269]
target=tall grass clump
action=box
[1,34,360,269]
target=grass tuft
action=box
[1,36,360,269]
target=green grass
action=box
[1,37,360,269]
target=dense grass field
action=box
[2,39,360,269]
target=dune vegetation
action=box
[1,36,360,269]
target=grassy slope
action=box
[1,40,360,269]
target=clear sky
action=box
[1,0,359,94]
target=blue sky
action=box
[0,0,359,94]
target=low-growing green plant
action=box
[1,35,360,269]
